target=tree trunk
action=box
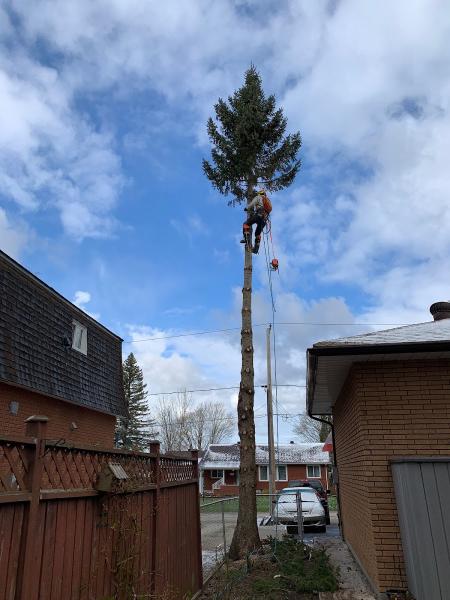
[229,187,261,559]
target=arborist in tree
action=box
[241,189,272,254]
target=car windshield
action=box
[277,489,317,502]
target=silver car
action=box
[274,486,326,532]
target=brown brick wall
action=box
[202,464,329,495]
[333,372,378,587]
[334,359,450,593]
[0,382,116,447]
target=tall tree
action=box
[116,353,157,451]
[203,66,301,559]
[294,414,332,443]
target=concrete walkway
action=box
[316,513,376,600]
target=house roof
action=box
[307,317,450,415]
[200,443,330,470]
[314,318,450,348]
[0,250,122,341]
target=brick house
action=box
[0,250,126,447]
[200,442,330,496]
[307,302,450,599]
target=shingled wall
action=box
[0,252,125,419]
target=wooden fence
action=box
[0,416,202,600]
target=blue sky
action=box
[2,0,450,443]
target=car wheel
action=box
[317,525,326,533]
[326,516,331,525]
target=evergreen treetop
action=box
[203,65,301,205]
[116,352,157,451]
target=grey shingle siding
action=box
[0,253,126,417]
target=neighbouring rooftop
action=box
[200,443,330,470]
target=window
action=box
[72,321,87,355]
[210,469,223,479]
[259,465,287,481]
[259,466,268,481]
[277,465,287,481]
[307,465,321,478]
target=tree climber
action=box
[240,189,272,254]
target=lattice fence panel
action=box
[160,458,195,483]
[41,446,157,491]
[0,441,32,492]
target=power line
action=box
[151,411,303,427]
[123,320,411,344]
[147,383,305,397]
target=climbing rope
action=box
[262,231,281,550]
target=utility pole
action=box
[266,324,277,517]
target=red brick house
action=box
[200,442,330,496]
[0,250,126,447]
[307,302,450,599]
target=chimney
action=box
[430,301,450,321]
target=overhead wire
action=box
[146,383,305,396]
[123,320,412,344]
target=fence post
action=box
[296,490,303,543]
[191,449,203,589]
[19,415,48,600]
[149,440,160,597]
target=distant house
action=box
[200,443,330,496]
[307,301,450,599]
[0,250,126,447]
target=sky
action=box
[2,0,450,444]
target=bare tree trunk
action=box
[229,186,261,559]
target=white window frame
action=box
[307,465,321,478]
[72,321,88,355]
[259,465,268,481]
[277,465,288,481]
[210,469,223,479]
[259,465,288,481]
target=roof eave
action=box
[307,340,450,416]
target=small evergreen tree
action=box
[203,65,301,559]
[116,353,157,451]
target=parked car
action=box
[288,479,330,524]
[274,487,326,532]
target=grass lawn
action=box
[201,495,338,514]
[200,495,271,513]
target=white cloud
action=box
[73,289,100,320]
[126,290,360,443]
[0,208,28,258]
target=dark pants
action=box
[243,212,266,242]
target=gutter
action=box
[306,350,345,538]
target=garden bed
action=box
[198,537,339,600]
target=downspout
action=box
[307,353,345,540]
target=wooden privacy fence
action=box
[0,416,202,600]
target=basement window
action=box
[72,321,87,355]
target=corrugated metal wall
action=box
[392,458,450,600]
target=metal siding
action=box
[392,460,450,600]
